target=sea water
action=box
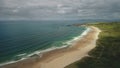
[0,20,87,65]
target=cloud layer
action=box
[0,0,120,20]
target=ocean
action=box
[0,20,88,65]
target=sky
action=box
[0,0,120,20]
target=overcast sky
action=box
[0,0,120,20]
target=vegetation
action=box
[65,22,120,68]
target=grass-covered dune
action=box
[65,22,120,68]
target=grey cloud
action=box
[0,0,120,20]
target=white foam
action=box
[63,27,91,47]
[16,53,27,57]
[0,57,26,66]
[27,45,68,58]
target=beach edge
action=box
[1,26,101,68]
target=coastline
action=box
[65,22,120,68]
[1,26,101,68]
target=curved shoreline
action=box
[1,26,101,68]
[0,26,88,67]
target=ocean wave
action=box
[64,27,91,47]
[0,26,91,67]
[16,53,27,57]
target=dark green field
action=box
[65,22,120,68]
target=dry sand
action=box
[1,26,101,68]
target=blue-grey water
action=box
[0,21,87,65]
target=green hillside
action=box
[65,22,120,68]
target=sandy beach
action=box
[1,26,101,68]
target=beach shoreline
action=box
[1,26,101,68]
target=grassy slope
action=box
[65,22,120,68]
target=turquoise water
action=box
[0,21,86,65]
